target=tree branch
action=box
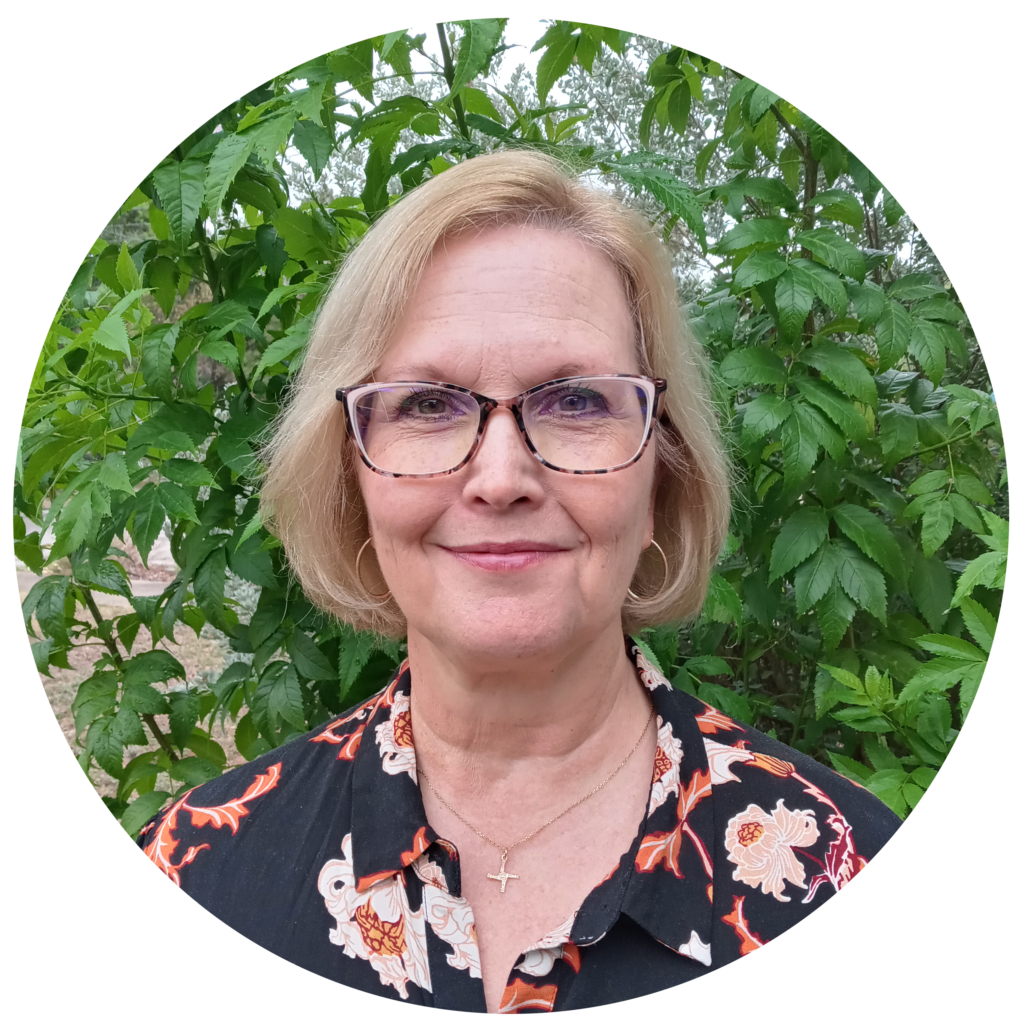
[80,585,179,763]
[436,24,471,141]
[770,102,809,159]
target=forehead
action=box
[377,223,638,392]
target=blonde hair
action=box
[260,149,730,636]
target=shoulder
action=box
[135,683,397,884]
[654,682,902,859]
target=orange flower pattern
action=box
[135,637,900,1011]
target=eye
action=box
[415,396,449,415]
[557,392,590,412]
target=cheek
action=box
[359,471,447,554]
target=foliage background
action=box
[17,19,1006,838]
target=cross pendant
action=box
[486,849,519,893]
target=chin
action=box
[418,594,615,667]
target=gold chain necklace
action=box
[417,701,655,894]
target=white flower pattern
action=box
[648,717,684,815]
[376,688,418,781]
[317,833,431,998]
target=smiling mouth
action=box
[440,541,569,571]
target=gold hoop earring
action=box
[628,539,670,602]
[355,537,392,601]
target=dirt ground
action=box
[29,592,247,800]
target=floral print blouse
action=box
[139,638,901,1012]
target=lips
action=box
[445,542,567,554]
[440,541,569,571]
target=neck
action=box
[406,624,648,778]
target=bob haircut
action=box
[261,149,731,636]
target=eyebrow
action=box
[377,363,592,391]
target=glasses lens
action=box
[522,377,652,472]
[352,385,480,474]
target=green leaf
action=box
[719,347,787,388]
[958,597,996,654]
[835,538,887,621]
[199,338,241,376]
[87,716,124,776]
[157,482,199,524]
[952,473,993,505]
[338,628,377,703]
[769,506,829,580]
[879,403,918,466]
[702,573,742,624]
[795,377,867,440]
[452,19,506,96]
[694,136,722,185]
[291,120,333,181]
[194,545,228,627]
[914,634,986,662]
[908,552,952,631]
[170,756,222,788]
[697,681,753,724]
[666,79,692,135]
[774,266,815,340]
[800,341,876,405]
[289,630,336,680]
[830,707,893,732]
[533,23,577,104]
[683,655,734,677]
[734,251,787,290]
[832,504,903,579]
[115,242,142,292]
[847,281,885,326]
[93,311,132,359]
[781,404,821,487]
[235,712,271,761]
[740,395,791,441]
[75,559,132,600]
[123,650,187,687]
[96,452,134,494]
[140,324,178,402]
[254,333,308,377]
[120,683,169,715]
[793,228,865,282]
[794,538,841,614]
[716,217,790,253]
[813,188,864,231]
[269,663,307,731]
[614,166,706,250]
[920,498,954,558]
[820,663,865,693]
[186,729,227,768]
[817,583,856,649]
[127,484,165,567]
[161,458,215,488]
[951,550,1006,607]
[828,751,873,784]
[793,400,845,461]
[152,158,205,243]
[167,691,201,749]
[882,187,905,226]
[875,300,912,371]
[793,259,848,314]
[121,791,171,837]
[909,317,946,383]
[205,131,256,214]
[779,144,801,192]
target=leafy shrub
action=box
[17,21,1004,836]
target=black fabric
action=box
[139,637,901,1012]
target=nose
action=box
[459,407,545,509]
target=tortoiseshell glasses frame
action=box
[335,374,668,478]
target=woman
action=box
[139,150,900,1012]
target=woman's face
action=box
[358,223,658,665]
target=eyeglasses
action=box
[336,375,668,478]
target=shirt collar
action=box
[344,640,718,966]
